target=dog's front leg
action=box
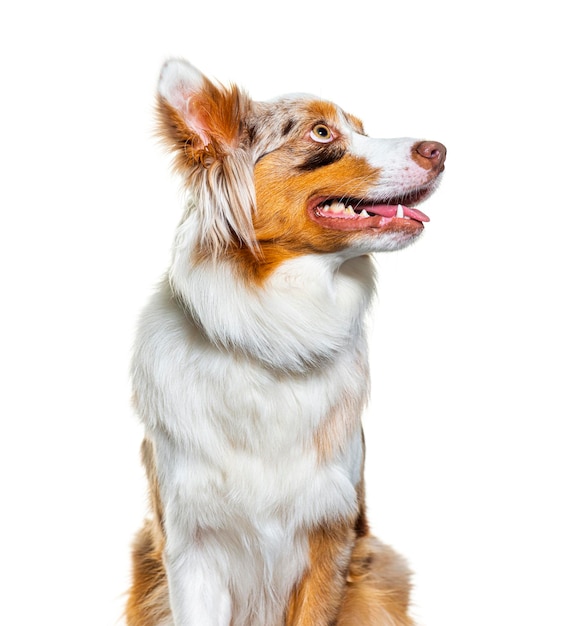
[285,522,355,626]
[164,533,232,626]
[158,438,232,626]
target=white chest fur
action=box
[132,254,374,625]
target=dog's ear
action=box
[156,59,257,256]
[157,59,250,167]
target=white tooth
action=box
[323,204,331,212]
[396,204,404,218]
[360,209,371,217]
[345,205,355,215]
[330,202,343,214]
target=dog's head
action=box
[157,59,445,275]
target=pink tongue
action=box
[367,204,430,222]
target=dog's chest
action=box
[155,359,364,625]
[135,285,369,502]
[149,327,366,525]
[134,283,368,623]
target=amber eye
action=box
[310,124,334,143]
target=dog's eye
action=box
[310,124,334,143]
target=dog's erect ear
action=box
[157,59,250,165]
[157,60,257,256]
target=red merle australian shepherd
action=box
[126,59,446,626]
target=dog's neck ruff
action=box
[168,215,377,372]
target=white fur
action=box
[133,253,373,625]
[350,133,431,199]
[169,215,375,369]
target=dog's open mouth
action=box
[308,194,430,232]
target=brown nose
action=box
[413,141,447,171]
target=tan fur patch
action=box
[285,522,356,625]
[187,79,249,150]
[224,152,382,283]
[344,112,365,134]
[125,521,170,626]
[337,537,414,626]
[157,81,251,174]
[314,353,369,464]
[285,524,414,625]
[126,439,169,626]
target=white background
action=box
[1,1,580,625]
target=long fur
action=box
[126,59,446,626]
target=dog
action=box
[126,59,446,626]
